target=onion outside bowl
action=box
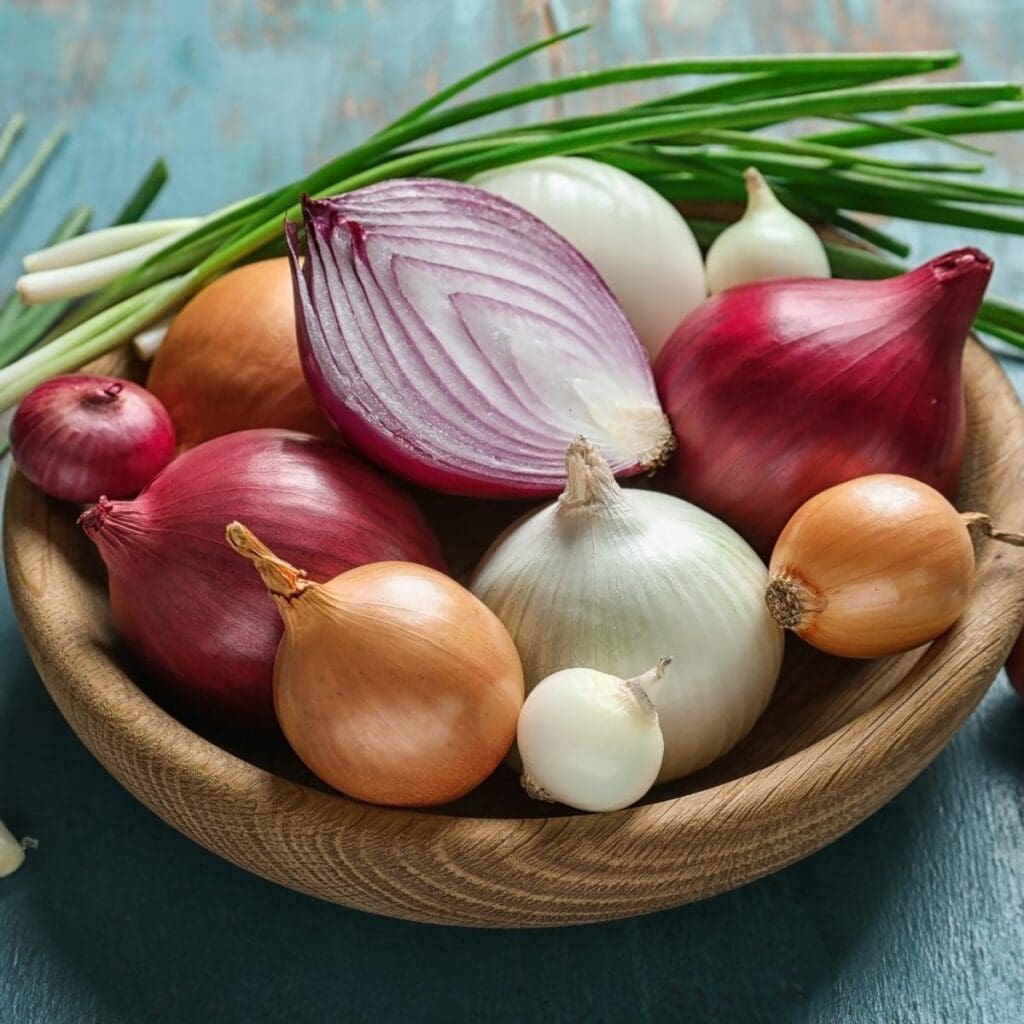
[6,327,1024,929]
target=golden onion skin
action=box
[766,474,975,659]
[272,562,525,807]
[148,259,334,450]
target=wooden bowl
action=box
[6,338,1024,928]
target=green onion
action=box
[0,123,66,221]
[21,218,200,276]
[0,206,92,362]
[678,129,986,174]
[0,276,186,410]
[384,25,589,132]
[637,70,889,108]
[0,113,27,171]
[672,149,1024,206]
[806,105,1024,148]
[111,158,169,225]
[200,60,977,269]
[420,82,1023,181]
[6,29,1024,407]
[974,319,1024,350]
[0,158,169,366]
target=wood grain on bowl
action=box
[5,339,1024,927]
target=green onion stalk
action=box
[0,150,171,378]
[5,26,1024,410]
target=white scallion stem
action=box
[132,317,172,361]
[16,227,195,305]
[22,218,201,272]
[0,817,26,878]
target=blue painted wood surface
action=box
[2,1,1024,1021]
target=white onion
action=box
[472,156,707,360]
[705,167,830,294]
[471,438,783,782]
[517,661,669,812]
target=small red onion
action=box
[287,179,673,498]
[11,375,175,502]
[654,248,992,554]
[79,428,445,728]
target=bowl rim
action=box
[6,336,1024,926]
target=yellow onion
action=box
[766,474,1023,658]
[147,259,335,450]
[227,523,524,807]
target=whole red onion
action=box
[11,375,175,502]
[654,248,992,554]
[79,428,444,728]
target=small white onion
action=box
[705,167,831,294]
[471,438,784,783]
[472,156,706,360]
[518,661,669,813]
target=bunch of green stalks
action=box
[5,25,1024,414]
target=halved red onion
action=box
[287,179,673,498]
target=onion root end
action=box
[765,573,825,631]
[521,772,554,803]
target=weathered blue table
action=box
[2,2,1023,1021]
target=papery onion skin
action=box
[288,178,673,498]
[79,429,444,728]
[227,526,524,807]
[11,374,175,502]
[471,439,782,783]
[147,259,335,450]
[274,564,523,807]
[767,474,976,658]
[517,663,667,812]
[471,156,706,359]
[655,248,992,554]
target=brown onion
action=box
[766,474,1023,658]
[147,259,334,450]
[227,523,524,806]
